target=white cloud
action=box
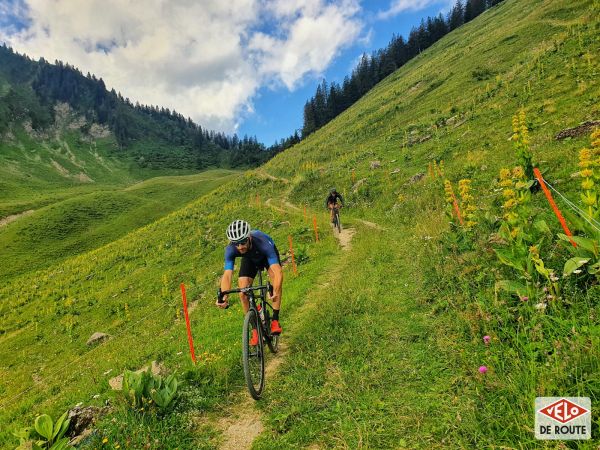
[251,0,362,89]
[377,0,450,20]
[0,0,364,134]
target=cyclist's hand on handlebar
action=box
[216,294,229,309]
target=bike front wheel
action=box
[243,308,265,400]
[335,210,342,233]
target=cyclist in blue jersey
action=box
[216,220,283,345]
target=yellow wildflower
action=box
[511,166,525,179]
[582,179,594,190]
[503,189,516,199]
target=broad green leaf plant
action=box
[493,166,555,301]
[122,368,179,412]
[561,129,600,279]
[13,411,72,450]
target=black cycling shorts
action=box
[239,246,281,279]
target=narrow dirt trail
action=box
[0,210,34,228]
[217,174,361,449]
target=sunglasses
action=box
[232,238,249,246]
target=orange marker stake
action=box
[180,283,197,363]
[352,169,356,184]
[448,189,464,225]
[288,235,298,275]
[312,215,320,242]
[534,167,577,247]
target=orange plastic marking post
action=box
[288,235,298,275]
[180,283,197,363]
[533,167,577,247]
[312,215,320,242]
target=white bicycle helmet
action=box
[226,220,251,243]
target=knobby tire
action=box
[335,210,342,233]
[243,308,265,400]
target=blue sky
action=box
[0,0,453,146]
[239,2,453,144]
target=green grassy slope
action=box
[0,170,238,282]
[255,0,600,447]
[0,173,338,447]
[0,0,598,448]
[0,122,209,217]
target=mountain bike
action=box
[217,271,279,399]
[332,205,342,233]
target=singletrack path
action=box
[216,187,363,449]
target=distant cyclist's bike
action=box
[217,271,279,399]
[332,205,342,233]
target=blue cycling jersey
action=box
[224,230,279,271]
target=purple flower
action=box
[483,335,491,345]
[479,366,488,374]
[520,296,529,302]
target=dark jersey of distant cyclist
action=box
[325,192,344,208]
[224,230,280,274]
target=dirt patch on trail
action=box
[217,344,287,450]
[334,227,356,251]
[0,210,34,228]
[218,404,263,450]
[356,219,385,231]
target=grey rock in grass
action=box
[86,332,110,346]
[409,172,425,183]
[555,120,600,140]
[370,160,382,169]
[351,178,367,193]
[67,404,110,444]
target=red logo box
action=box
[538,398,589,424]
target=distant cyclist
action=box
[325,188,344,223]
[216,220,283,345]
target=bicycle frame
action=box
[217,271,276,342]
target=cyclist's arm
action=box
[268,263,283,302]
[219,247,236,304]
[217,269,233,307]
[221,269,233,293]
[337,193,344,206]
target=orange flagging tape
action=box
[288,235,298,275]
[448,188,464,225]
[180,283,197,363]
[533,167,577,248]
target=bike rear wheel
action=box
[242,309,265,399]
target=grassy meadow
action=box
[1,0,599,448]
[0,169,238,281]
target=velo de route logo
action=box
[535,397,591,440]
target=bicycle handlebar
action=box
[217,283,273,306]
